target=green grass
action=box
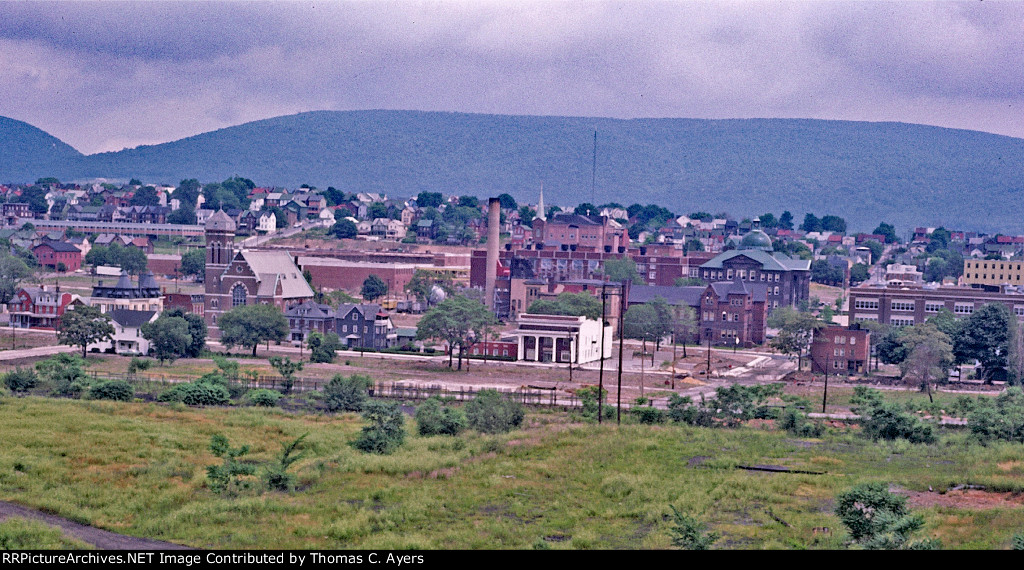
[0,518,92,549]
[1,397,1023,549]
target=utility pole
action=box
[598,283,607,424]
[616,280,629,425]
[822,358,830,414]
[706,333,713,378]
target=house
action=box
[32,241,83,272]
[285,301,336,342]
[89,270,163,314]
[87,309,159,355]
[8,285,79,329]
[334,303,396,350]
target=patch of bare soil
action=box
[899,489,1024,510]
[0,501,192,550]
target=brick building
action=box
[809,325,870,374]
[628,281,769,347]
[849,283,1024,327]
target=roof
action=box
[109,309,157,329]
[335,303,383,320]
[206,210,236,232]
[700,249,810,272]
[238,250,314,299]
[34,241,81,253]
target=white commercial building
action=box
[511,313,613,365]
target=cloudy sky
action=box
[1,1,1022,154]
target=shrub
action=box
[779,408,823,437]
[630,399,666,424]
[667,393,715,427]
[127,357,152,376]
[35,354,89,397]
[861,402,936,444]
[3,368,37,393]
[159,381,231,406]
[668,505,719,550]
[577,385,615,422]
[322,374,372,412]
[248,389,282,408]
[835,482,940,549]
[262,433,307,492]
[88,380,134,402]
[968,387,1024,444]
[206,434,255,495]
[352,401,406,454]
[415,397,467,436]
[465,389,524,434]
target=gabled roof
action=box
[109,309,157,329]
[335,303,383,320]
[236,250,314,299]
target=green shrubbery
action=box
[159,377,231,406]
[667,506,719,550]
[2,368,37,393]
[576,385,615,421]
[631,397,666,424]
[835,482,940,549]
[247,389,282,408]
[36,354,90,397]
[88,380,134,402]
[352,400,406,454]
[206,434,255,495]
[262,433,307,491]
[968,387,1024,444]
[322,374,373,412]
[415,397,467,436]
[465,389,524,434]
[852,387,935,444]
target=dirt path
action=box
[0,501,192,550]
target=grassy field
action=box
[1,395,1023,549]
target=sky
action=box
[2,0,1023,154]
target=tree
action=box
[849,263,870,285]
[307,331,342,363]
[465,389,524,433]
[323,373,373,412]
[141,315,192,364]
[218,304,288,356]
[684,238,704,253]
[527,292,602,320]
[954,303,1014,382]
[873,222,899,244]
[517,205,535,228]
[897,323,954,401]
[361,274,388,302]
[0,253,32,305]
[162,307,207,357]
[811,260,845,286]
[416,191,443,208]
[130,185,160,207]
[768,307,824,371]
[167,204,197,225]
[416,296,497,370]
[496,193,517,210]
[206,434,255,495]
[180,249,206,279]
[800,213,822,233]
[861,240,884,264]
[574,203,598,216]
[262,433,308,492]
[330,218,358,239]
[820,214,847,233]
[404,269,455,304]
[835,482,939,549]
[671,304,698,359]
[415,397,468,436]
[175,179,201,208]
[57,305,114,358]
[778,211,794,230]
[603,257,643,284]
[352,400,406,454]
[269,356,304,394]
[3,368,37,393]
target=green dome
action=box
[739,229,773,251]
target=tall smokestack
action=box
[485,197,501,311]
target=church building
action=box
[204,210,314,327]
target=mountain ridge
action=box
[2,110,1023,234]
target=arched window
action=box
[232,284,247,307]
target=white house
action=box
[258,211,277,234]
[510,313,613,365]
[87,309,158,355]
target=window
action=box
[954,303,974,315]
[890,300,915,312]
[232,284,247,307]
[924,302,943,313]
[854,299,879,310]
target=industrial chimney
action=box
[485,197,501,311]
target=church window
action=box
[232,284,247,307]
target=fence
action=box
[94,371,583,408]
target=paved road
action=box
[0,343,76,362]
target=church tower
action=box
[204,210,236,326]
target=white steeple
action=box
[537,183,546,222]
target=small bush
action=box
[465,389,524,434]
[88,380,134,402]
[577,385,615,422]
[779,408,823,437]
[415,397,467,436]
[127,357,152,376]
[263,433,308,492]
[206,434,255,495]
[667,394,715,427]
[861,402,935,444]
[631,402,666,425]
[159,380,231,406]
[352,400,406,454]
[835,482,940,549]
[323,374,372,412]
[248,389,282,408]
[3,368,37,393]
[668,506,719,550]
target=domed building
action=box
[697,227,811,312]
